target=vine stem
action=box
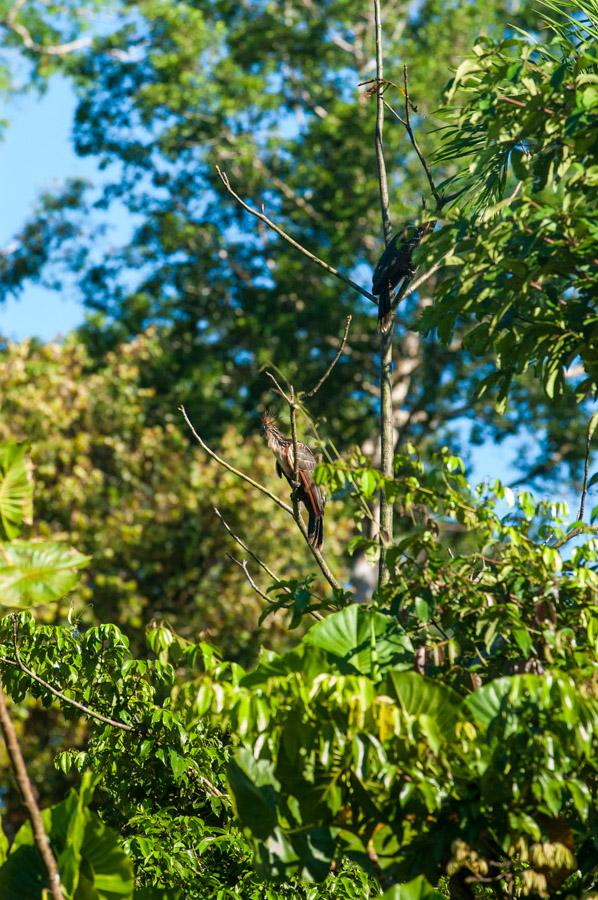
[0,677,65,899]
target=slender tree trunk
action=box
[0,678,64,900]
[373,0,394,587]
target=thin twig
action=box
[179,405,293,516]
[374,0,394,588]
[214,507,289,588]
[1,619,134,733]
[0,677,65,900]
[227,554,324,621]
[552,524,598,550]
[215,167,376,306]
[303,315,352,398]
[265,370,292,405]
[402,65,443,212]
[227,554,271,604]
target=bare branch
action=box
[0,677,65,900]
[179,405,293,516]
[303,315,352,399]
[402,65,443,212]
[265,370,292,405]
[214,507,288,587]
[227,554,271,604]
[215,166,376,306]
[216,509,326,616]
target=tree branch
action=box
[303,315,352,398]
[401,65,443,212]
[0,618,135,733]
[577,416,594,522]
[181,406,342,592]
[214,507,289,588]
[179,405,293,516]
[215,167,376,306]
[0,676,65,900]
[2,0,91,56]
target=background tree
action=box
[0,0,590,488]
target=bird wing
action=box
[298,468,325,517]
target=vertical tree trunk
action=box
[373,0,394,587]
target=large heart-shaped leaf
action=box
[0,444,33,539]
[381,876,444,899]
[0,540,89,610]
[385,671,463,735]
[304,606,413,675]
[463,675,544,728]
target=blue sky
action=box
[0,77,92,340]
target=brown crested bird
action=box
[262,412,325,547]
[372,220,435,332]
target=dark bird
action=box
[372,221,435,332]
[262,412,325,547]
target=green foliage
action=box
[0,772,134,899]
[3,0,588,484]
[421,3,598,409]
[0,540,88,610]
[0,1,597,898]
[0,333,349,657]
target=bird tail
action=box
[300,474,325,548]
[307,506,324,548]
[377,283,393,333]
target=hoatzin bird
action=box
[262,412,325,547]
[372,220,435,332]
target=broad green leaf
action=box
[0,444,33,539]
[304,606,413,676]
[385,671,463,735]
[227,749,279,840]
[464,675,546,727]
[0,818,7,867]
[381,876,444,899]
[0,773,134,899]
[0,540,89,610]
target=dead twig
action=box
[215,167,376,306]
[401,65,443,212]
[303,315,352,399]
[227,554,271,604]
[179,405,293,516]
[214,507,288,587]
